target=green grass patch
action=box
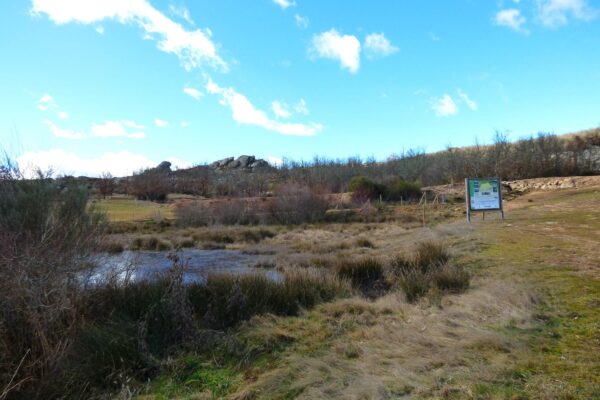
[93,197,174,222]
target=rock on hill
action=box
[209,155,270,171]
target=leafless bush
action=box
[128,168,170,202]
[0,162,105,398]
[213,199,259,225]
[175,201,211,226]
[97,171,115,198]
[270,183,329,224]
[176,199,269,226]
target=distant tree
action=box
[129,168,170,201]
[97,171,115,198]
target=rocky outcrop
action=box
[156,161,172,171]
[209,155,270,171]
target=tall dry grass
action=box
[390,241,469,302]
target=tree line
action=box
[97,130,600,200]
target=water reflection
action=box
[88,249,278,285]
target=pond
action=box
[89,249,278,284]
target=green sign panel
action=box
[466,178,502,211]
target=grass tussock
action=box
[175,238,195,249]
[190,269,351,329]
[99,241,125,254]
[390,241,469,303]
[130,236,172,251]
[191,228,276,245]
[334,258,387,298]
[355,237,376,248]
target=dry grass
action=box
[109,184,600,399]
[224,279,535,399]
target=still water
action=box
[89,249,277,284]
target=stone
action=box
[156,161,172,171]
[250,160,269,169]
[211,157,234,168]
[236,155,255,168]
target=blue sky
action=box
[1,0,599,176]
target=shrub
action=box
[386,178,421,201]
[270,183,329,225]
[212,199,247,225]
[0,162,105,398]
[175,201,210,227]
[348,176,386,203]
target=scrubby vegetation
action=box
[390,241,469,302]
[175,182,330,226]
[0,160,105,399]
[103,131,600,200]
[6,135,598,398]
[0,158,468,399]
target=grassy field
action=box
[93,195,175,222]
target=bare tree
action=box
[97,171,115,198]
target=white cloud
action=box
[31,0,227,71]
[37,93,55,111]
[183,86,203,100]
[294,99,309,115]
[205,77,323,136]
[44,119,85,139]
[494,9,528,33]
[431,94,458,117]
[180,121,190,128]
[154,118,168,128]
[311,29,361,73]
[271,101,292,119]
[58,111,69,119]
[272,99,310,119]
[91,120,145,138]
[95,25,104,34]
[124,120,144,129]
[294,14,309,29]
[17,149,158,177]
[169,4,194,25]
[457,89,478,111]
[536,0,596,27]
[272,0,295,9]
[268,156,283,166]
[364,33,398,58]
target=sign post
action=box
[465,177,504,222]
